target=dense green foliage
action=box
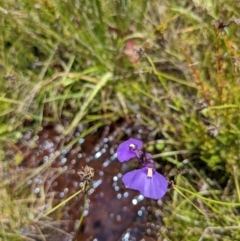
[1,0,240,240]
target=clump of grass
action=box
[0,148,92,240]
[158,160,240,241]
[0,150,37,241]
[176,14,240,170]
[114,0,240,172]
[115,1,240,239]
[1,0,240,240]
[0,0,150,138]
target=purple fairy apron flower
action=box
[117,138,168,200]
[117,138,143,162]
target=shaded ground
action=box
[18,121,167,241]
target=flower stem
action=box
[44,186,85,216]
[73,189,87,241]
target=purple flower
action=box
[117,138,168,199]
[122,167,168,199]
[117,138,143,162]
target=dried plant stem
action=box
[181,47,209,104]
[73,192,87,241]
[214,23,224,100]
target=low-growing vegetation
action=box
[1,0,240,240]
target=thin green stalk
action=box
[78,193,87,230]
[44,183,85,216]
[146,55,196,88]
[201,105,239,116]
[207,104,239,110]
[73,193,87,241]
[233,165,240,202]
[64,72,112,135]
[173,185,205,216]
[0,219,7,241]
[154,150,192,158]
[175,185,240,206]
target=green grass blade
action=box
[64,72,112,135]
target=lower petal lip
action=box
[122,168,168,200]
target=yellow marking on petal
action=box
[147,168,153,177]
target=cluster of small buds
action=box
[78,165,94,185]
[117,138,168,200]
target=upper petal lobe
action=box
[117,138,143,162]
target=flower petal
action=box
[117,138,143,162]
[143,172,168,199]
[122,168,168,200]
[122,169,146,190]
